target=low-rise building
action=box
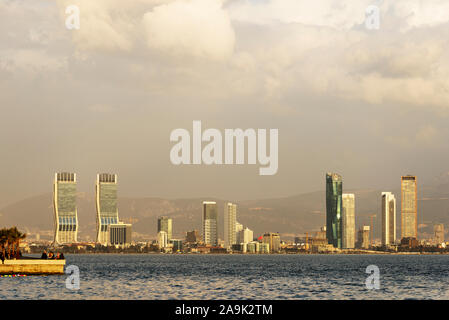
[108,223,132,248]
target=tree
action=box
[0,227,26,259]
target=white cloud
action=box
[142,0,235,60]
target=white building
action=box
[224,203,237,249]
[342,193,355,249]
[157,231,168,249]
[382,192,396,245]
[238,227,253,244]
[235,221,243,242]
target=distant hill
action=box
[2,173,449,241]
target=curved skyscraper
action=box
[53,172,78,244]
[326,173,343,248]
[96,173,119,245]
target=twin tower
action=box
[53,172,122,245]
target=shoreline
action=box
[25,251,449,256]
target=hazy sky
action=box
[1,0,449,207]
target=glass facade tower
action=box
[53,172,78,244]
[326,172,343,248]
[96,173,119,245]
[202,201,218,246]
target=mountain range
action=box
[1,173,449,241]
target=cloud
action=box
[142,0,235,60]
[225,2,449,112]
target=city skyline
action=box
[2,0,449,304]
[1,170,447,245]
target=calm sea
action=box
[1,254,449,300]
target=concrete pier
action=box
[0,259,65,275]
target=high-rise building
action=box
[53,172,78,244]
[342,193,355,249]
[158,216,173,241]
[96,173,119,245]
[263,232,280,252]
[356,226,370,249]
[202,201,218,246]
[235,221,243,240]
[224,203,237,249]
[157,231,168,249]
[401,175,417,240]
[381,192,396,245]
[434,224,444,245]
[326,173,343,248]
[238,227,254,244]
[108,223,132,247]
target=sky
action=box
[0,0,449,207]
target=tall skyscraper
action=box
[381,192,396,245]
[224,203,237,249]
[202,201,218,246]
[158,216,173,241]
[53,172,78,244]
[326,173,343,248]
[342,193,355,249]
[401,175,417,240]
[96,173,119,245]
